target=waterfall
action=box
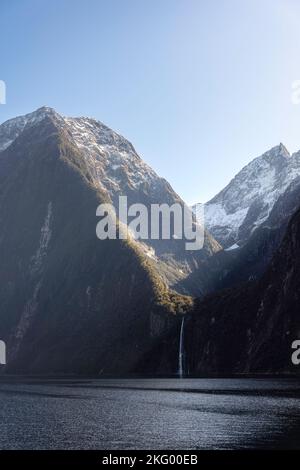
[178,316,185,378]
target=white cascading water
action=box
[178,316,185,378]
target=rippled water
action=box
[0,378,300,449]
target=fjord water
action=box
[0,378,300,449]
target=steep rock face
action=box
[0,108,220,296]
[0,112,192,374]
[185,207,300,374]
[182,176,300,296]
[202,144,300,248]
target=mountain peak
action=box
[266,142,290,159]
[0,106,133,156]
[204,142,300,247]
[0,106,63,152]
[279,142,289,155]
[31,105,58,118]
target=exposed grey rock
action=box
[201,143,300,248]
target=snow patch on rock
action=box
[200,144,300,247]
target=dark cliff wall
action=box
[185,208,300,375]
[0,117,190,375]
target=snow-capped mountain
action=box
[0,106,192,374]
[0,107,161,198]
[201,143,300,248]
[0,107,55,152]
[0,107,220,295]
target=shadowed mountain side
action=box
[0,115,192,374]
[178,177,300,296]
[184,206,300,374]
[0,107,221,296]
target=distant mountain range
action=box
[0,106,300,375]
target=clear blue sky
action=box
[1,0,300,204]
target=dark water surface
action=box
[0,378,300,449]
